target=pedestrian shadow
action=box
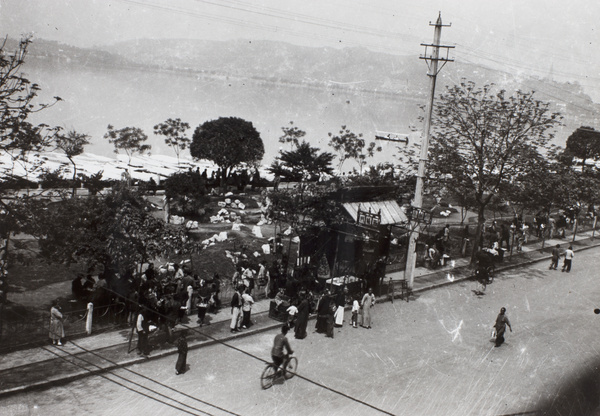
[471,289,486,297]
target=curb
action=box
[0,310,282,399]
[1,236,599,398]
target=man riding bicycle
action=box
[271,325,294,375]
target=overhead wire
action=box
[113,0,599,115]
[41,347,212,416]
[94,284,397,415]
[8,278,397,415]
[9,308,239,416]
[115,0,404,54]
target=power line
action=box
[115,0,599,105]
[98,285,397,415]
[10,280,398,414]
[10,309,240,416]
[42,346,213,416]
[115,0,404,55]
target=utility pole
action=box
[404,13,453,289]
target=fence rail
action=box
[0,302,127,353]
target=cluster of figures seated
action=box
[424,244,451,269]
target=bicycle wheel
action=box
[488,266,495,284]
[260,364,277,389]
[283,357,298,380]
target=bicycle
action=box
[473,264,495,295]
[260,354,298,390]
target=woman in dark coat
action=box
[294,296,310,339]
[315,291,331,334]
[175,331,188,375]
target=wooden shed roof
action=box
[342,200,408,225]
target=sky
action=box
[1,0,599,101]
[0,0,599,166]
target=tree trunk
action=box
[0,234,10,341]
[470,207,486,264]
[70,158,77,198]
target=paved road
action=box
[2,248,600,416]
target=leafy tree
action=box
[27,185,196,274]
[55,129,90,196]
[427,80,562,262]
[153,118,191,165]
[565,126,600,172]
[269,185,345,232]
[0,37,61,336]
[104,125,151,167]
[80,171,108,196]
[278,121,306,150]
[269,141,335,183]
[39,167,71,189]
[3,121,60,188]
[0,37,61,165]
[190,117,264,189]
[163,170,209,217]
[328,125,381,174]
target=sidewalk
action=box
[1,230,599,398]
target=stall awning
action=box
[342,200,408,225]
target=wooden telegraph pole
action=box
[404,13,453,289]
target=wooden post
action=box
[86,302,94,335]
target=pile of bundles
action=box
[211,195,246,224]
[170,215,186,225]
[200,231,229,248]
[186,220,199,230]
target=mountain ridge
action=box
[17,36,597,112]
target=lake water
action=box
[24,61,426,169]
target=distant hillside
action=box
[22,36,595,116]
[104,39,594,100]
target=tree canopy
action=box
[104,125,151,166]
[153,118,190,165]
[427,80,562,260]
[55,129,90,196]
[163,170,209,217]
[328,125,381,174]
[269,140,335,182]
[27,186,195,274]
[0,37,62,317]
[279,121,306,150]
[565,126,600,171]
[190,117,264,186]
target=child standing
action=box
[351,297,360,328]
[286,301,298,329]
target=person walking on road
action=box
[562,246,574,272]
[360,288,376,329]
[175,331,188,375]
[493,307,512,347]
[549,244,560,270]
[49,300,65,346]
